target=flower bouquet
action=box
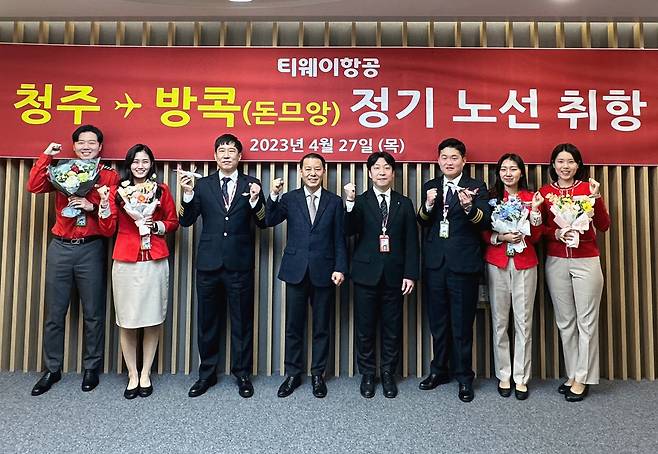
[545,193,595,248]
[488,196,531,256]
[117,178,159,250]
[47,158,102,217]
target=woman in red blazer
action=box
[484,153,543,400]
[98,144,178,399]
[539,143,610,402]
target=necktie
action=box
[380,194,388,223]
[308,194,317,224]
[445,184,456,205]
[221,177,231,206]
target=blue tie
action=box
[221,177,231,206]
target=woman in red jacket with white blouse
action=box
[98,144,178,399]
[539,143,610,402]
[484,153,543,400]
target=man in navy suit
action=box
[416,138,491,402]
[179,133,266,398]
[266,153,347,398]
[344,151,419,399]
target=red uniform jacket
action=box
[483,190,542,270]
[539,180,610,258]
[99,183,179,262]
[27,153,119,238]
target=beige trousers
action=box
[545,256,603,384]
[487,261,537,384]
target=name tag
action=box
[439,220,450,238]
[379,234,390,253]
[75,214,87,227]
[140,234,152,250]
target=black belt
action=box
[53,235,103,245]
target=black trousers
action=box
[424,264,480,385]
[284,273,334,377]
[354,279,403,376]
[196,267,254,379]
[44,238,107,372]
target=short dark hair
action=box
[490,153,530,199]
[549,143,586,182]
[366,151,396,170]
[299,152,326,168]
[72,124,103,144]
[214,133,242,153]
[437,138,466,157]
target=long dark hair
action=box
[489,153,529,200]
[117,144,161,205]
[549,143,586,182]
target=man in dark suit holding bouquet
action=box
[27,124,119,395]
[266,152,347,398]
[416,138,491,402]
[179,133,266,398]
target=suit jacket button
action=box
[225,216,229,220]
[223,232,228,237]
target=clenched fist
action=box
[271,177,284,196]
[249,182,261,203]
[426,188,438,208]
[343,182,356,202]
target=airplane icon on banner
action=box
[114,93,142,118]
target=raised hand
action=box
[97,185,110,204]
[531,191,544,211]
[44,142,62,156]
[271,177,284,196]
[249,182,261,203]
[343,182,356,202]
[589,178,600,197]
[426,188,438,208]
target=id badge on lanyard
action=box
[379,211,390,253]
[439,204,449,238]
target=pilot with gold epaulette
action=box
[416,138,491,403]
[178,133,266,399]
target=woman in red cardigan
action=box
[484,153,543,400]
[539,143,610,402]
[98,144,179,399]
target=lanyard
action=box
[222,178,238,210]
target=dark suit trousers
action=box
[425,264,479,385]
[44,238,107,372]
[196,267,254,379]
[354,279,403,375]
[284,273,334,376]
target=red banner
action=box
[1,43,657,164]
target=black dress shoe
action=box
[81,369,99,392]
[311,375,327,398]
[188,375,217,398]
[565,385,589,402]
[31,370,62,396]
[557,382,571,395]
[277,375,301,398]
[497,383,512,398]
[458,383,475,402]
[237,376,254,398]
[515,387,529,401]
[360,374,375,399]
[419,373,451,390]
[139,385,153,398]
[381,371,398,398]
[124,385,139,400]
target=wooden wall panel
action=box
[0,20,656,381]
